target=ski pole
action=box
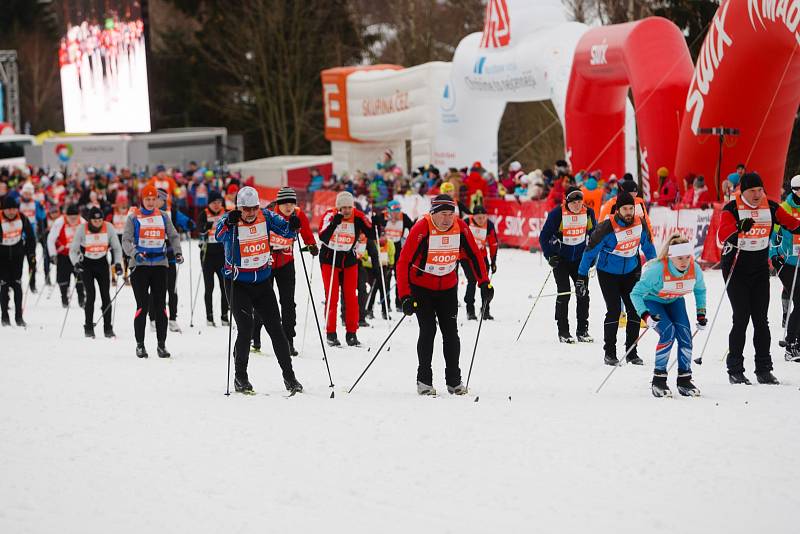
[695,248,740,365]
[374,224,392,321]
[297,240,335,395]
[93,280,128,328]
[538,291,574,298]
[58,282,77,338]
[348,314,406,394]
[466,294,491,392]
[299,248,314,354]
[515,269,552,342]
[324,248,338,330]
[187,233,195,327]
[781,261,799,345]
[595,327,651,394]
[189,268,203,326]
[224,230,238,397]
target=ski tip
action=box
[474,396,479,402]
[367,347,371,352]
[330,391,335,398]
[387,347,391,352]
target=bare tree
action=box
[563,0,592,23]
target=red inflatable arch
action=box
[565,17,694,199]
[674,0,800,200]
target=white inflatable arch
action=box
[434,0,637,175]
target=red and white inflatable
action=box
[565,18,694,200]
[675,0,800,199]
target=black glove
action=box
[175,253,184,265]
[114,263,123,276]
[696,313,708,330]
[371,212,385,228]
[73,262,84,277]
[307,244,319,256]
[332,212,344,225]
[204,221,213,232]
[548,255,560,269]
[480,281,494,304]
[401,296,418,316]
[28,257,36,271]
[289,213,302,231]
[227,210,242,227]
[575,276,588,298]
[490,262,497,274]
[772,255,786,273]
[737,217,755,233]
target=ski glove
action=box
[401,296,418,316]
[332,213,344,226]
[307,244,319,256]
[480,282,494,304]
[772,254,786,273]
[548,255,560,269]
[73,262,84,277]
[289,213,302,231]
[227,210,242,227]
[575,276,588,298]
[737,217,755,233]
[491,262,497,274]
[642,312,661,330]
[114,263,123,276]
[696,313,708,330]
[175,253,184,265]
[371,213,385,228]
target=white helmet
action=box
[236,186,260,207]
[791,175,800,189]
[509,161,522,172]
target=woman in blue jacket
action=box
[630,234,707,397]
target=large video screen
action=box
[58,0,151,133]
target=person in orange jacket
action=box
[598,180,652,235]
[580,175,604,214]
[146,165,179,210]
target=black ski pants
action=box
[553,258,589,336]
[0,253,23,318]
[149,263,177,322]
[253,262,297,347]
[367,266,392,315]
[725,267,772,374]
[81,258,112,328]
[597,269,642,358]
[132,266,167,344]
[778,263,800,344]
[57,254,84,303]
[203,251,227,320]
[412,284,461,387]
[461,258,490,314]
[228,278,296,383]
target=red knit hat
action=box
[141,185,158,200]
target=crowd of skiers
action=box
[2,162,800,398]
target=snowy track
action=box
[2,245,799,533]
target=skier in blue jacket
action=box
[769,174,800,361]
[214,186,303,394]
[577,190,657,366]
[539,186,597,343]
[631,234,707,397]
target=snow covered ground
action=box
[2,244,799,533]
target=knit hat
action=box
[440,182,455,195]
[335,191,354,209]
[275,187,297,205]
[66,204,80,215]
[208,191,223,204]
[584,177,598,191]
[621,180,638,194]
[616,191,635,209]
[387,199,401,213]
[740,172,764,192]
[2,195,18,209]
[657,167,669,178]
[727,172,740,186]
[791,175,800,189]
[227,184,239,195]
[88,207,103,220]
[431,194,457,214]
[565,186,584,202]
[141,185,158,200]
[472,204,487,215]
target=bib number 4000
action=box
[242,242,267,254]
[431,253,457,263]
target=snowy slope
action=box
[2,244,799,533]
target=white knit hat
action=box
[335,191,354,208]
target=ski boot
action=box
[15,315,26,328]
[1,313,9,327]
[755,371,780,385]
[104,325,115,338]
[559,334,576,344]
[482,307,494,320]
[136,343,148,358]
[447,382,468,395]
[221,315,230,327]
[327,333,341,347]
[288,339,299,357]
[381,309,388,320]
[466,304,477,321]
[346,332,361,347]
[45,273,52,286]
[651,372,672,398]
[366,310,374,320]
[157,343,171,358]
[626,352,644,365]
[84,325,95,338]
[785,341,800,362]
[417,381,437,396]
[168,320,181,333]
[234,376,254,393]
[207,316,216,327]
[677,373,701,397]
[61,296,69,309]
[604,353,620,366]
[284,377,304,394]
[576,330,594,343]
[251,343,261,353]
[358,318,370,328]
[728,372,752,385]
